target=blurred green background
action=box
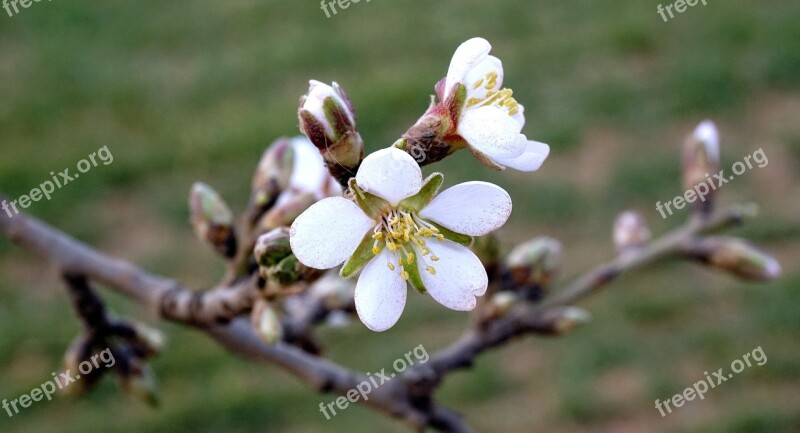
[1,0,799,432]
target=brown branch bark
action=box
[0,193,756,432]
[0,197,470,432]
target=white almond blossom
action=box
[290,148,512,331]
[444,37,550,172]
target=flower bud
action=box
[503,237,562,299]
[62,335,95,396]
[131,322,166,358]
[691,237,782,281]
[613,211,651,252]
[298,80,364,185]
[310,273,355,310]
[254,228,292,268]
[250,138,294,218]
[487,291,519,319]
[121,361,159,407]
[263,254,321,286]
[252,300,283,345]
[259,193,316,232]
[189,182,237,258]
[683,121,720,215]
[552,307,592,335]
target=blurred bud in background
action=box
[551,307,592,335]
[120,360,159,407]
[252,299,283,345]
[189,182,237,258]
[683,120,720,215]
[310,272,355,311]
[250,138,294,222]
[259,193,316,233]
[486,291,519,319]
[613,210,651,252]
[503,237,562,300]
[298,80,364,186]
[130,321,166,358]
[690,236,782,281]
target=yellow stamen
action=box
[406,252,415,264]
[400,271,409,281]
[388,262,395,271]
[426,266,437,275]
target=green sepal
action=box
[428,221,473,246]
[398,173,444,213]
[340,230,377,278]
[404,259,427,294]
[322,95,352,138]
[348,178,390,219]
[446,83,467,122]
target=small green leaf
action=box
[399,173,444,212]
[428,221,473,246]
[349,178,390,218]
[404,260,427,294]
[340,230,377,278]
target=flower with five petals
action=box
[289,148,512,331]
[440,37,550,172]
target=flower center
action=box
[371,209,442,279]
[465,71,520,116]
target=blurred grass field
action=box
[1,0,799,432]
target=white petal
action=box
[420,181,512,236]
[290,197,375,269]
[356,148,423,206]
[510,102,525,129]
[462,55,504,101]
[457,106,526,160]
[444,37,492,100]
[420,240,488,311]
[493,140,550,172]
[354,249,407,332]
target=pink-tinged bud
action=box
[691,237,782,281]
[683,121,721,215]
[189,182,237,258]
[503,237,562,299]
[613,211,651,252]
[298,80,364,185]
[251,138,294,216]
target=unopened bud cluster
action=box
[298,80,364,186]
[189,182,237,258]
